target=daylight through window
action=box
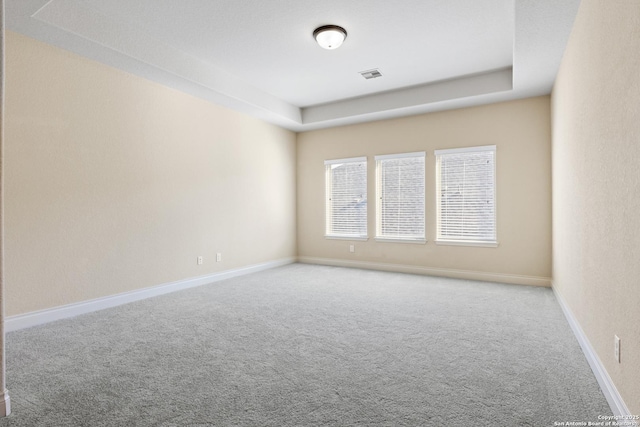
[375,152,425,242]
[325,157,367,239]
[435,146,497,246]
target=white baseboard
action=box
[297,256,551,287]
[0,389,10,417]
[553,287,636,422]
[6,257,295,333]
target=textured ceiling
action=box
[7,0,581,131]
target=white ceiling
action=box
[7,0,581,131]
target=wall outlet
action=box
[349,244,355,253]
[197,256,203,265]
[614,335,620,363]
[216,253,222,262]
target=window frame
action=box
[324,156,368,240]
[434,145,498,247]
[374,152,427,244]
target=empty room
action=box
[0,0,638,425]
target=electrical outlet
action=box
[197,256,203,265]
[216,253,222,262]
[349,244,355,253]
[614,335,620,363]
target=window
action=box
[325,157,367,239]
[435,145,497,246]
[375,152,426,242]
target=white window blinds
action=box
[375,152,425,241]
[325,157,367,238]
[435,146,496,244]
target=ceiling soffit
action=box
[7,0,581,131]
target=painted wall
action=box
[4,31,297,316]
[551,0,640,415]
[0,1,11,416]
[297,97,552,285]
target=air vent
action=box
[359,69,382,80]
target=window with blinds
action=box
[325,157,367,239]
[435,146,497,246]
[375,152,425,242]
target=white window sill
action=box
[375,237,427,245]
[435,240,499,248]
[325,235,369,241]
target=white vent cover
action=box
[360,69,382,80]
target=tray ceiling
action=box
[7,0,581,131]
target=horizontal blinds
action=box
[325,158,367,237]
[376,153,425,240]
[436,146,496,242]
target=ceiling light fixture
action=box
[313,25,347,50]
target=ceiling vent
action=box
[359,69,382,80]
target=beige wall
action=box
[297,97,552,285]
[551,0,640,414]
[0,0,10,416]
[4,31,297,316]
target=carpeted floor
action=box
[0,264,610,426]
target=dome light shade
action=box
[313,25,347,50]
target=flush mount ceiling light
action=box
[313,25,347,50]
